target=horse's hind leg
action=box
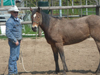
[94,40,100,75]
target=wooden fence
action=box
[0,5,100,26]
[0,5,98,11]
[0,5,100,36]
[0,21,32,26]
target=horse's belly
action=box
[63,32,90,45]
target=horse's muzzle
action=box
[32,27,37,32]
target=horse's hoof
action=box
[63,71,66,75]
[55,69,60,74]
[55,70,60,74]
[96,73,100,75]
[66,69,68,72]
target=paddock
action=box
[0,37,99,75]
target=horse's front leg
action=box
[51,45,60,73]
[55,43,68,74]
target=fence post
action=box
[59,0,62,17]
[1,0,3,7]
[96,0,100,15]
[38,26,42,37]
[99,0,100,15]
[67,0,69,18]
[96,6,99,15]
[80,0,82,17]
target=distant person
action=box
[6,5,22,75]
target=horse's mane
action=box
[52,16,63,20]
[40,11,51,27]
[32,9,37,15]
[42,12,63,20]
[32,9,63,21]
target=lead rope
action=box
[19,31,37,72]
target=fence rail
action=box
[0,5,99,26]
[0,5,98,11]
[0,21,32,26]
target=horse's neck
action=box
[40,13,60,35]
[40,13,51,32]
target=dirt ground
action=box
[0,37,99,75]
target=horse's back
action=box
[56,16,90,45]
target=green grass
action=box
[0,36,7,40]
[52,8,96,16]
[22,24,36,34]
[0,35,45,40]
[22,24,44,35]
[0,24,45,39]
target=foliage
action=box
[23,0,97,7]
[24,0,36,7]
[62,0,97,6]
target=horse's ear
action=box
[37,7,41,13]
[30,7,33,12]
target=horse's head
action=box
[30,7,42,32]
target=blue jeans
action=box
[8,40,21,74]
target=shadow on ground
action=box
[11,69,96,75]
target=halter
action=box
[33,20,40,24]
[32,13,42,24]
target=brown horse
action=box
[30,7,100,75]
